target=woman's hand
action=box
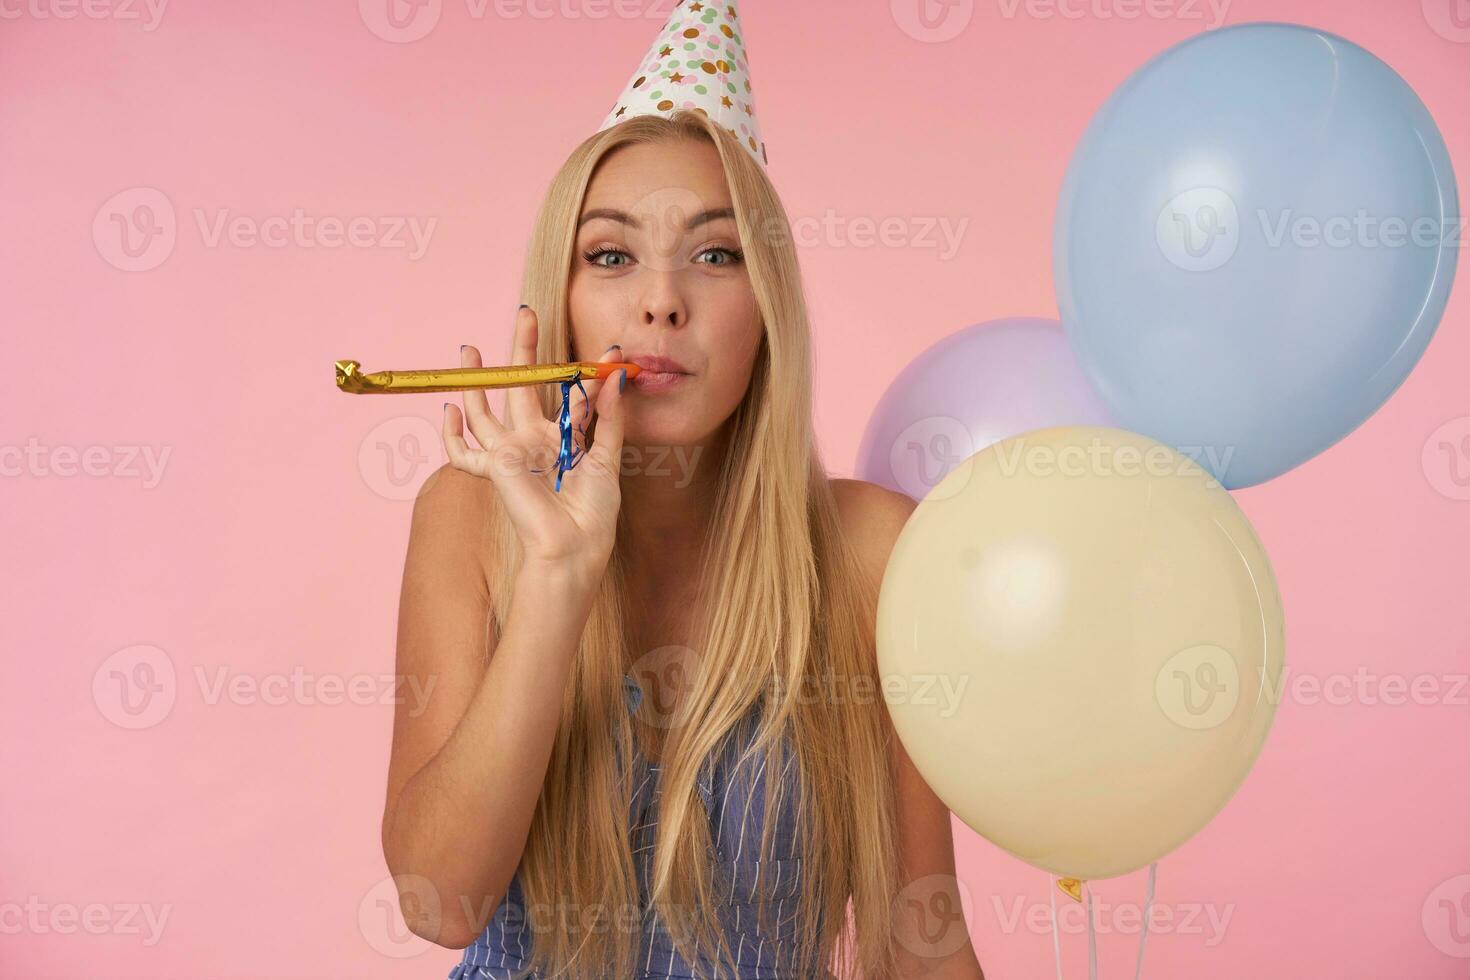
[442,305,627,590]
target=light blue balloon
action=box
[1054,23,1458,489]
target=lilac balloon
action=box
[855,317,1115,501]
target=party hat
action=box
[597,0,767,168]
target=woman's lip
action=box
[630,370,688,392]
[629,355,690,374]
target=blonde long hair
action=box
[484,110,900,979]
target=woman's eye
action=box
[583,245,743,268]
[583,247,630,268]
[696,247,744,266]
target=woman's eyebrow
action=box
[577,206,736,230]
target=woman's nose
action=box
[642,306,681,327]
[640,276,686,328]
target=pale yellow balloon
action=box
[877,425,1285,881]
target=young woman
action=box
[379,109,986,980]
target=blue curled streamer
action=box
[528,377,591,492]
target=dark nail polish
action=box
[604,344,621,353]
[518,303,529,310]
[619,369,627,393]
[460,344,467,353]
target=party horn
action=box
[334,358,641,394]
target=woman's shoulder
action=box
[828,477,916,528]
[406,463,502,588]
[826,478,917,582]
[412,462,501,530]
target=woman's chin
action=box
[621,417,712,452]
[617,404,733,463]
[623,427,700,453]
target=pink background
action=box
[3,0,1468,977]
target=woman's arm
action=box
[885,721,987,979]
[834,479,987,980]
[380,465,598,949]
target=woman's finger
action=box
[445,403,564,536]
[504,305,545,432]
[584,367,627,475]
[459,344,510,452]
[443,402,489,477]
[446,402,545,489]
[567,342,624,426]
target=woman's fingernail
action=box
[460,344,467,353]
[604,344,621,354]
[518,303,528,310]
[618,369,627,393]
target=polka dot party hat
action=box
[597,0,767,168]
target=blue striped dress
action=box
[447,672,821,980]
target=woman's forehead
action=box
[582,142,732,217]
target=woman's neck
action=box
[618,425,729,578]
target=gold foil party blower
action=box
[334,358,641,394]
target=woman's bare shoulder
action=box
[415,462,500,514]
[407,463,502,588]
[828,477,916,528]
[827,478,917,580]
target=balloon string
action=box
[1049,863,1159,980]
[1049,881,1063,980]
[1086,883,1097,980]
[527,378,590,492]
[1133,862,1158,980]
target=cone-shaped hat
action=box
[597,0,767,167]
